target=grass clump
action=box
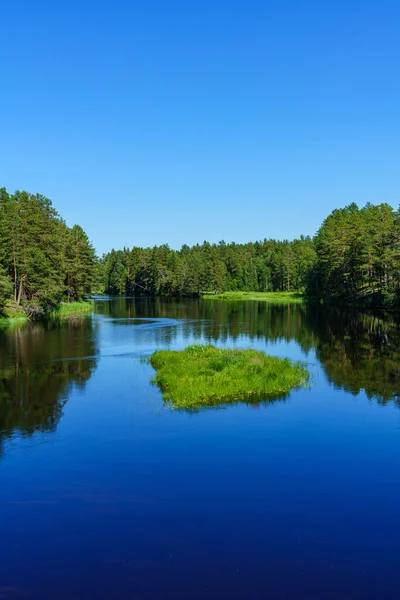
[202,291,304,303]
[50,301,93,319]
[0,301,29,323]
[149,344,309,409]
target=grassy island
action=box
[149,345,309,409]
[202,291,303,303]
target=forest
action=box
[310,202,400,307]
[102,237,316,297]
[1,186,399,316]
[103,202,400,309]
[0,187,99,316]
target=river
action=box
[1,297,400,599]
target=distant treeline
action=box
[0,188,99,315]
[102,237,316,297]
[2,186,399,314]
[102,202,400,308]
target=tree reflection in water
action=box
[0,318,98,456]
[1,298,400,458]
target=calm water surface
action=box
[1,298,400,599]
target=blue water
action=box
[1,298,400,599]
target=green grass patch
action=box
[49,301,93,319]
[202,291,304,303]
[149,344,309,409]
[0,301,29,324]
[0,315,28,328]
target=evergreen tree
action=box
[0,187,97,314]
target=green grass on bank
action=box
[202,291,304,303]
[0,314,29,327]
[149,344,309,409]
[0,299,94,322]
[49,301,93,319]
[0,301,29,323]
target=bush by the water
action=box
[149,345,309,409]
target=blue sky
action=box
[1,0,399,254]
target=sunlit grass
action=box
[50,301,93,319]
[202,291,304,303]
[0,300,93,323]
[149,344,309,409]
[0,301,29,324]
[0,315,28,328]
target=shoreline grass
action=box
[0,315,29,327]
[149,344,309,409]
[202,291,304,303]
[0,300,93,324]
[0,302,29,324]
[49,301,94,319]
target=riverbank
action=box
[0,302,29,324]
[202,291,304,303]
[150,344,309,409]
[0,300,93,323]
[49,301,94,319]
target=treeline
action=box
[103,202,400,308]
[310,203,400,307]
[2,187,399,314]
[102,237,317,296]
[0,188,99,315]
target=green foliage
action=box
[0,187,98,316]
[64,226,96,301]
[2,185,398,314]
[0,267,12,308]
[310,203,400,307]
[102,236,317,297]
[0,301,28,323]
[149,345,309,409]
[102,202,400,311]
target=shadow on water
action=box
[0,318,99,457]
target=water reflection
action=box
[95,296,315,349]
[1,297,400,457]
[0,318,98,455]
[97,297,400,406]
[307,306,400,404]
[2,299,400,599]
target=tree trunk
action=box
[13,257,17,302]
[17,274,26,305]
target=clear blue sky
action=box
[1,1,399,255]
